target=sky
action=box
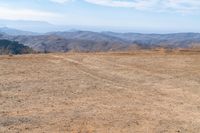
[0,0,200,33]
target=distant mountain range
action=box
[0,27,38,36]
[0,19,108,33]
[0,27,200,53]
[0,19,62,33]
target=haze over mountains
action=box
[0,19,120,33]
[0,26,200,53]
[0,19,64,33]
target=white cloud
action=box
[50,0,73,4]
[85,0,152,8]
[48,0,200,13]
[84,0,200,13]
[0,6,61,22]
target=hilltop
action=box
[0,52,200,132]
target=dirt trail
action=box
[51,55,134,89]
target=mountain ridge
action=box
[0,27,39,36]
[0,29,200,52]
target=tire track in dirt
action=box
[52,54,200,95]
[88,57,172,79]
[51,55,135,89]
[90,57,200,93]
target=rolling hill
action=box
[0,30,200,52]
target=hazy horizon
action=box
[1,19,200,34]
[0,0,200,33]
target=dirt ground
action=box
[0,51,200,133]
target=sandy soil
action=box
[0,51,200,133]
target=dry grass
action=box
[0,50,200,133]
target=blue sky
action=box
[0,0,200,33]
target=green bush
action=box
[0,39,34,55]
